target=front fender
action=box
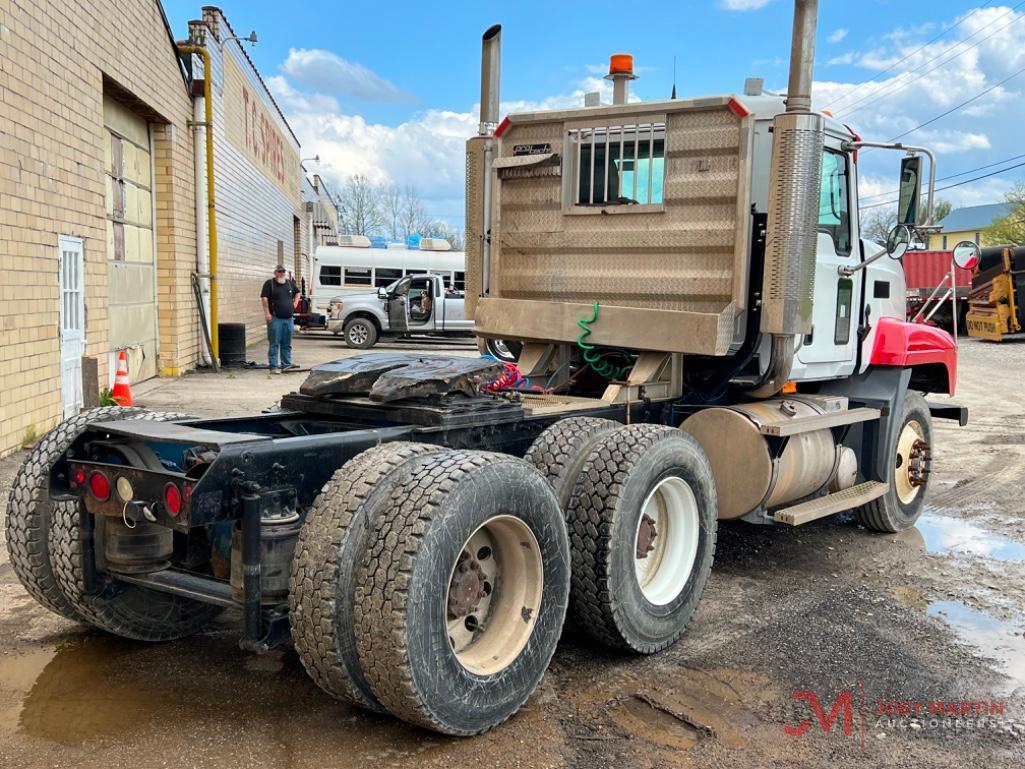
[869,317,957,395]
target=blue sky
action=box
[162,0,1025,227]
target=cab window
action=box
[819,150,851,256]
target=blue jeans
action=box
[267,317,293,369]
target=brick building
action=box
[0,2,308,456]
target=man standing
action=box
[260,265,298,374]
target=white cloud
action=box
[827,28,848,44]
[280,48,409,103]
[814,6,1025,208]
[719,0,771,10]
[828,52,855,66]
[270,70,631,226]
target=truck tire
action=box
[289,441,444,712]
[857,391,933,533]
[5,405,149,620]
[47,411,221,642]
[354,451,570,735]
[524,416,622,511]
[566,424,717,653]
[343,317,378,349]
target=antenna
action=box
[671,56,677,99]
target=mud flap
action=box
[927,401,968,426]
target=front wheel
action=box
[857,391,933,532]
[343,318,379,349]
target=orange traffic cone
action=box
[112,349,134,406]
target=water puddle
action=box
[0,636,172,743]
[927,600,1025,691]
[916,513,1025,562]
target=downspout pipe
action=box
[177,42,219,364]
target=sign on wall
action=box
[223,52,300,202]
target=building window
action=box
[343,267,372,287]
[453,271,466,291]
[818,150,851,256]
[974,231,981,244]
[942,235,948,250]
[374,267,402,288]
[568,122,665,207]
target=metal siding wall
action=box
[194,15,302,346]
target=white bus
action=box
[309,235,466,316]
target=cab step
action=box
[772,481,888,526]
[757,407,881,437]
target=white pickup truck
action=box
[326,273,475,349]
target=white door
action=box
[59,235,86,418]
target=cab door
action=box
[386,276,412,332]
[795,144,862,377]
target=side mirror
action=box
[886,224,912,260]
[377,287,387,299]
[952,240,981,270]
[897,155,923,226]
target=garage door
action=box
[104,95,157,382]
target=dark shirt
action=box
[261,278,298,319]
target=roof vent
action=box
[419,238,452,251]
[336,234,372,248]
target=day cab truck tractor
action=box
[5,0,970,737]
[325,272,474,349]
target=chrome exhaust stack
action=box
[466,25,502,318]
[479,24,501,135]
[754,0,824,395]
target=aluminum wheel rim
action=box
[489,339,513,360]
[633,476,700,606]
[446,515,543,676]
[348,324,368,345]
[894,419,927,505]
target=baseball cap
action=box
[274,264,286,272]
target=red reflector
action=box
[88,471,110,501]
[727,98,750,118]
[164,484,182,517]
[72,467,86,486]
[494,116,511,137]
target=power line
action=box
[859,159,1025,210]
[824,1,993,112]
[888,62,1025,141]
[860,152,1025,200]
[835,2,1025,119]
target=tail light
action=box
[71,467,87,487]
[88,471,111,501]
[164,484,182,517]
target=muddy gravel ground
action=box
[1,336,1024,768]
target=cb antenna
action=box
[671,55,677,99]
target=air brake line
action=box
[577,302,632,381]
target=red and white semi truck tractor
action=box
[6,0,967,737]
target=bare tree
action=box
[337,174,384,236]
[380,184,404,241]
[421,220,464,250]
[860,206,896,244]
[401,185,429,239]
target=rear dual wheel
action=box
[292,447,569,735]
[527,421,718,654]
